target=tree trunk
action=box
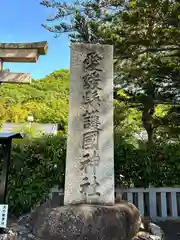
[142,96,155,149]
[134,96,155,188]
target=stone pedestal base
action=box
[17,202,141,240]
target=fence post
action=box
[171,192,178,217]
[149,188,157,219]
[138,192,144,216]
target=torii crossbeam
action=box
[0,41,48,83]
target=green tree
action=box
[7,135,66,216]
[41,0,180,148]
[0,69,69,128]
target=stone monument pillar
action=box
[64,43,114,205]
[15,43,141,240]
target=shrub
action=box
[7,135,66,217]
[115,133,180,188]
[6,132,180,217]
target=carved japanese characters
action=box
[64,44,114,205]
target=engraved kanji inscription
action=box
[80,153,91,172]
[83,90,101,104]
[79,49,104,200]
[88,176,100,197]
[64,44,114,205]
[83,70,102,90]
[83,52,103,71]
[83,131,99,150]
[80,150,100,171]
[83,100,100,115]
[80,176,90,196]
[83,112,100,130]
[90,150,100,166]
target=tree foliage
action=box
[41,0,180,147]
[6,135,66,216]
[0,68,143,216]
[1,0,180,211]
[6,131,180,217]
[115,134,180,188]
[1,68,180,215]
[0,69,69,127]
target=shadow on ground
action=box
[156,221,180,240]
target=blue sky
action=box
[1,0,70,79]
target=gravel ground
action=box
[156,221,180,240]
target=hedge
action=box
[4,133,180,217]
[115,134,180,187]
[6,135,66,216]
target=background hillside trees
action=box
[0,69,69,127]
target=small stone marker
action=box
[64,43,114,205]
[0,205,8,228]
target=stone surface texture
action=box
[16,201,141,240]
[133,232,162,240]
[64,43,114,205]
[1,200,166,240]
[133,218,165,240]
[0,231,17,240]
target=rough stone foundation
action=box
[0,201,142,240]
